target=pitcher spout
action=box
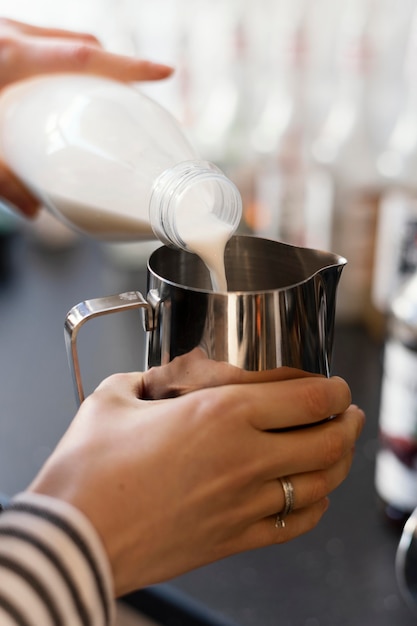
[315,258,347,377]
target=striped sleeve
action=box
[0,492,115,626]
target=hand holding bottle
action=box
[0,17,173,218]
[28,358,365,597]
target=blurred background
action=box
[2,1,417,624]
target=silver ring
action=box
[275,477,295,528]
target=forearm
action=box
[0,492,115,626]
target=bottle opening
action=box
[149,160,242,251]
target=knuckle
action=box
[0,17,14,32]
[193,387,247,435]
[331,376,352,409]
[309,470,331,502]
[321,427,346,467]
[100,371,127,387]
[302,377,351,422]
[302,380,333,422]
[65,43,95,69]
[92,372,127,400]
[203,386,237,417]
[0,34,20,69]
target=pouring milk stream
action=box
[0,73,241,291]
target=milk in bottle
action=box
[0,73,242,291]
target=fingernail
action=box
[350,404,366,421]
[149,62,175,75]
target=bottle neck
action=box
[149,160,242,251]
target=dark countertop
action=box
[0,230,415,626]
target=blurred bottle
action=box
[373,8,417,321]
[247,0,333,250]
[312,0,381,322]
[396,505,417,613]
[375,270,417,530]
[176,0,254,227]
[180,0,249,163]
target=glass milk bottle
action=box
[375,271,417,529]
[0,73,242,288]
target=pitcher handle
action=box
[64,291,152,406]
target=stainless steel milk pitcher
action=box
[65,235,346,404]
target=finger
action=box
[262,499,330,546]
[89,371,174,415]
[261,404,365,479]
[0,160,39,218]
[92,372,144,401]
[142,352,320,399]
[13,38,174,83]
[244,375,352,431]
[248,447,355,523]
[105,362,306,402]
[218,499,330,559]
[0,17,102,46]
